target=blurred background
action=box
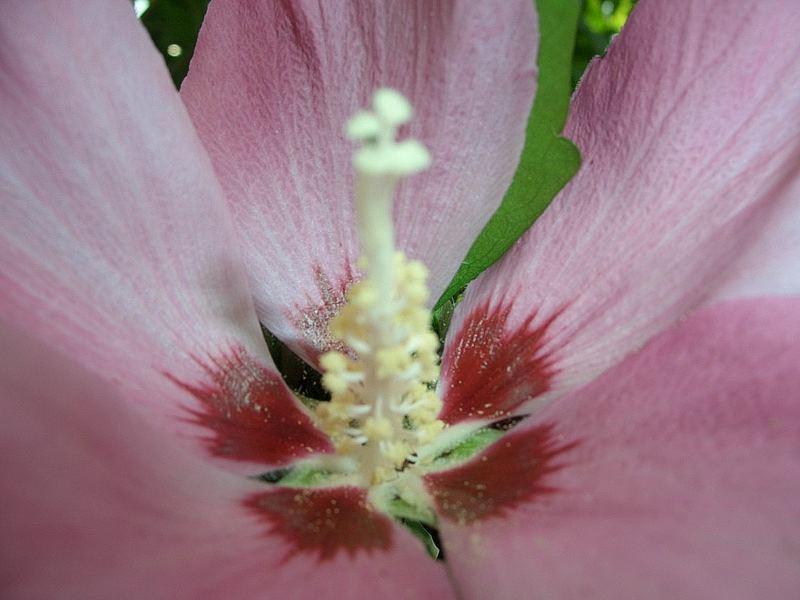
[133,0,637,90]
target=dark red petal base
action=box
[245,486,394,562]
[425,423,577,524]
[169,346,331,465]
[439,301,560,423]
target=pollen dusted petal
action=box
[425,424,577,525]
[245,487,393,561]
[289,264,354,365]
[172,346,332,467]
[439,301,560,424]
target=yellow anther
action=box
[321,372,349,396]
[320,399,348,422]
[319,351,349,372]
[416,332,440,354]
[363,416,393,440]
[402,307,432,331]
[404,282,429,305]
[382,440,411,468]
[409,405,438,425]
[404,260,428,282]
[334,436,357,454]
[372,466,393,485]
[415,420,446,444]
[376,347,411,377]
[347,281,378,308]
[420,389,441,406]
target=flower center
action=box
[314,89,446,487]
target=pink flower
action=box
[2,1,799,598]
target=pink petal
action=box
[435,297,800,599]
[1,322,455,599]
[0,0,327,464]
[711,159,800,301]
[426,423,576,522]
[181,0,538,361]
[446,0,800,408]
[245,486,394,561]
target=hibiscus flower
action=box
[2,0,799,598]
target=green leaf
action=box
[434,0,582,311]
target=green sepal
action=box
[431,427,505,468]
[277,466,336,487]
[383,492,440,560]
[386,495,436,526]
[252,465,346,488]
[397,519,440,560]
